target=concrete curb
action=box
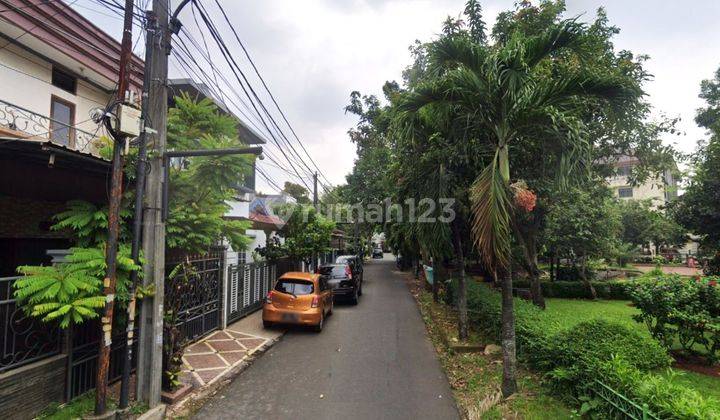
[136,404,166,420]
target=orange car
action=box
[262,272,333,332]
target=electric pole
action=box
[118,7,156,410]
[136,0,169,408]
[313,172,318,269]
[95,0,135,415]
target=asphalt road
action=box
[194,254,459,420]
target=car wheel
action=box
[263,320,273,329]
[314,315,324,332]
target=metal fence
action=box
[66,320,138,399]
[0,276,61,373]
[165,251,224,343]
[590,380,658,420]
[226,258,298,323]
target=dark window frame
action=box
[618,187,634,198]
[51,66,77,94]
[49,95,76,147]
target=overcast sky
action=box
[73,0,720,194]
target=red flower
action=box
[709,280,717,287]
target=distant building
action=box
[606,155,678,208]
[606,156,697,256]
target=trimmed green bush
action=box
[444,279,720,419]
[628,274,720,363]
[512,279,632,300]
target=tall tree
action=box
[398,21,637,397]
[672,65,720,270]
[282,181,311,204]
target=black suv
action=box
[319,262,362,304]
[335,255,363,282]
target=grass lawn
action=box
[543,298,644,334]
[543,297,720,400]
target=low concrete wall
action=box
[0,354,67,419]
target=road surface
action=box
[194,254,459,420]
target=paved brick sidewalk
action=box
[179,311,283,388]
[634,264,701,276]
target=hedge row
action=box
[445,280,720,419]
[512,279,632,300]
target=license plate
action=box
[281,313,298,322]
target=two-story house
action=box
[0,0,143,276]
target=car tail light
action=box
[311,296,319,308]
[345,265,352,279]
[266,291,273,304]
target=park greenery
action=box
[335,0,720,415]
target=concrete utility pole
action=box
[136,0,169,408]
[95,0,135,415]
[313,172,318,269]
[118,7,156,411]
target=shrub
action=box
[598,358,720,419]
[543,320,671,397]
[556,265,596,281]
[512,279,632,300]
[444,279,720,419]
[628,275,720,363]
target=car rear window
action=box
[275,279,314,295]
[319,265,347,277]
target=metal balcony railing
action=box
[0,98,99,154]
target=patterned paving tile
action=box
[226,330,256,340]
[237,338,266,350]
[184,353,227,369]
[195,368,226,384]
[206,330,233,340]
[185,342,214,354]
[219,351,247,365]
[207,339,245,352]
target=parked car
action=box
[262,272,333,332]
[335,254,363,283]
[318,263,362,304]
[372,247,383,258]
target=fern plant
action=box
[14,245,141,328]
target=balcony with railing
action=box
[0,98,100,156]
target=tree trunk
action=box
[579,257,597,299]
[432,260,442,303]
[499,266,518,397]
[452,221,469,341]
[549,253,555,282]
[512,224,545,309]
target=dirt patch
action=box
[672,351,720,378]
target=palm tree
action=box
[397,21,638,396]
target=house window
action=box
[51,67,77,94]
[618,187,633,198]
[50,95,75,146]
[617,165,633,177]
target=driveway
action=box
[193,254,459,420]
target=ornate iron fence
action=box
[0,276,61,373]
[0,98,98,154]
[165,251,224,342]
[66,320,138,399]
[590,380,658,420]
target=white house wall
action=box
[0,43,111,142]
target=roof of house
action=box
[0,0,144,92]
[168,78,266,145]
